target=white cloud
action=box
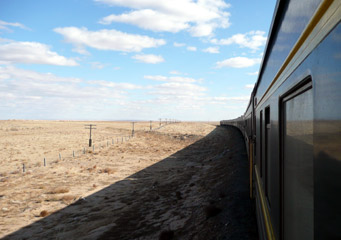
[88,80,142,89]
[212,31,267,50]
[0,64,247,120]
[169,70,181,75]
[227,96,250,101]
[54,27,166,53]
[0,65,145,119]
[0,66,92,101]
[0,20,29,31]
[96,0,231,37]
[0,65,141,99]
[247,71,259,76]
[72,46,90,55]
[144,75,198,83]
[150,82,206,97]
[245,84,254,89]
[143,73,207,103]
[99,9,189,33]
[189,23,215,37]
[187,46,197,51]
[121,73,211,118]
[202,46,219,54]
[204,96,250,102]
[0,65,81,83]
[173,42,185,47]
[90,62,107,69]
[144,75,167,81]
[216,57,261,68]
[132,54,164,64]
[0,41,78,66]
[0,37,11,43]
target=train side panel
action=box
[221,1,341,239]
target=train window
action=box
[265,106,270,205]
[281,81,313,240]
[259,110,263,177]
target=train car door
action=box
[281,81,313,240]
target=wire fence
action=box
[15,120,180,174]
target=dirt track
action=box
[1,123,257,239]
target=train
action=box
[220,0,341,239]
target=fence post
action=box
[132,122,135,137]
[44,158,46,166]
[23,164,25,173]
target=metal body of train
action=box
[220,0,341,239]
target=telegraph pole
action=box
[132,122,135,137]
[85,124,96,147]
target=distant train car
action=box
[221,0,341,239]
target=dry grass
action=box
[0,121,217,238]
[102,168,115,174]
[39,210,49,217]
[86,165,97,173]
[34,163,42,167]
[0,177,8,182]
[47,187,69,194]
[60,195,77,204]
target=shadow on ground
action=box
[3,126,258,240]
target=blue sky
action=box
[0,0,276,121]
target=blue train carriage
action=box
[220,0,341,239]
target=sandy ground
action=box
[0,120,257,239]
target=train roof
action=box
[249,0,323,112]
[243,0,281,116]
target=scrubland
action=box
[0,120,256,239]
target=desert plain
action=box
[0,120,256,239]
